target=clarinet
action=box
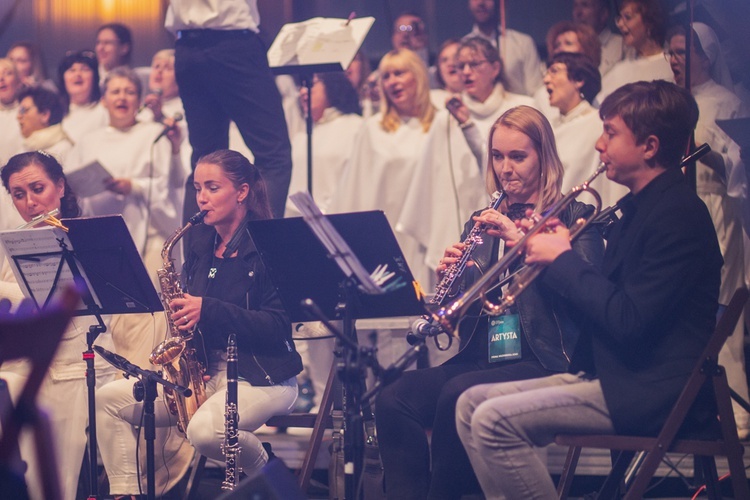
[221,333,241,490]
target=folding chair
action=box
[555,287,750,500]
[0,287,79,500]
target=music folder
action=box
[0,215,162,316]
[247,211,426,323]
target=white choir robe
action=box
[285,109,363,217]
[61,102,108,145]
[532,84,559,122]
[551,101,628,208]
[0,103,23,167]
[599,28,634,76]
[692,78,750,431]
[596,52,673,104]
[397,85,535,273]
[327,114,433,287]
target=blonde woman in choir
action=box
[58,50,108,145]
[596,0,673,103]
[6,41,56,91]
[0,152,118,500]
[329,48,436,287]
[397,37,535,277]
[543,52,627,207]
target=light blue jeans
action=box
[455,373,616,500]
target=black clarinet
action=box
[221,333,241,490]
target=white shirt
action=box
[165,0,260,33]
[465,25,543,96]
[397,85,536,272]
[0,102,23,167]
[596,52,673,104]
[62,102,109,145]
[67,121,181,254]
[328,114,433,287]
[285,109,363,217]
[599,28,634,76]
[551,101,627,208]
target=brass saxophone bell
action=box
[149,338,185,365]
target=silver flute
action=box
[221,333,242,490]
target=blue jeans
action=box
[456,373,616,499]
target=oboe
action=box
[221,333,241,490]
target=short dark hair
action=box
[435,38,462,89]
[318,72,361,116]
[545,21,602,67]
[18,87,65,126]
[458,37,504,84]
[57,50,100,109]
[196,150,273,220]
[548,52,601,104]
[1,151,81,218]
[599,80,698,168]
[97,23,133,65]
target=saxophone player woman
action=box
[96,149,302,497]
[374,105,604,499]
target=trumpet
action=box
[432,163,607,337]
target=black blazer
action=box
[543,168,723,436]
[183,222,303,386]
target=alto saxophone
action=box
[221,333,241,491]
[408,191,506,350]
[150,210,209,434]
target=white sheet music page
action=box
[0,226,98,311]
[268,16,375,69]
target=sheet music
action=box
[0,226,100,311]
[290,191,383,295]
[66,160,113,198]
[268,16,375,70]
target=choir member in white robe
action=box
[398,37,534,274]
[669,22,750,436]
[429,39,464,109]
[596,0,672,104]
[572,0,634,76]
[58,51,108,145]
[67,67,183,371]
[464,0,542,96]
[16,87,73,165]
[328,48,436,288]
[0,59,23,168]
[533,21,602,122]
[543,52,628,208]
[285,72,363,217]
[0,152,119,500]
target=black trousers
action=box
[175,30,292,222]
[375,358,555,499]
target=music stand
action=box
[248,201,424,499]
[0,215,162,499]
[267,16,374,197]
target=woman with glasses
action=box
[398,37,535,281]
[596,0,672,103]
[58,50,108,144]
[16,87,73,164]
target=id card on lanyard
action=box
[487,237,521,363]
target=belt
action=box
[176,29,254,40]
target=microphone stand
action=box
[94,347,191,500]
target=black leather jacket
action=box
[449,200,604,372]
[183,222,303,386]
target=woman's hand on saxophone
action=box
[474,209,524,244]
[170,293,203,331]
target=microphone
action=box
[406,317,443,345]
[153,112,184,144]
[94,345,137,373]
[137,88,163,114]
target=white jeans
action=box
[96,354,298,495]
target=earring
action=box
[579,91,585,100]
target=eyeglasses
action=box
[18,104,37,116]
[457,60,489,71]
[396,22,423,35]
[64,50,97,62]
[664,49,686,61]
[546,64,568,76]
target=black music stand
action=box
[268,16,373,197]
[0,215,162,499]
[248,204,425,499]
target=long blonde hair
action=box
[485,106,564,212]
[378,49,435,133]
